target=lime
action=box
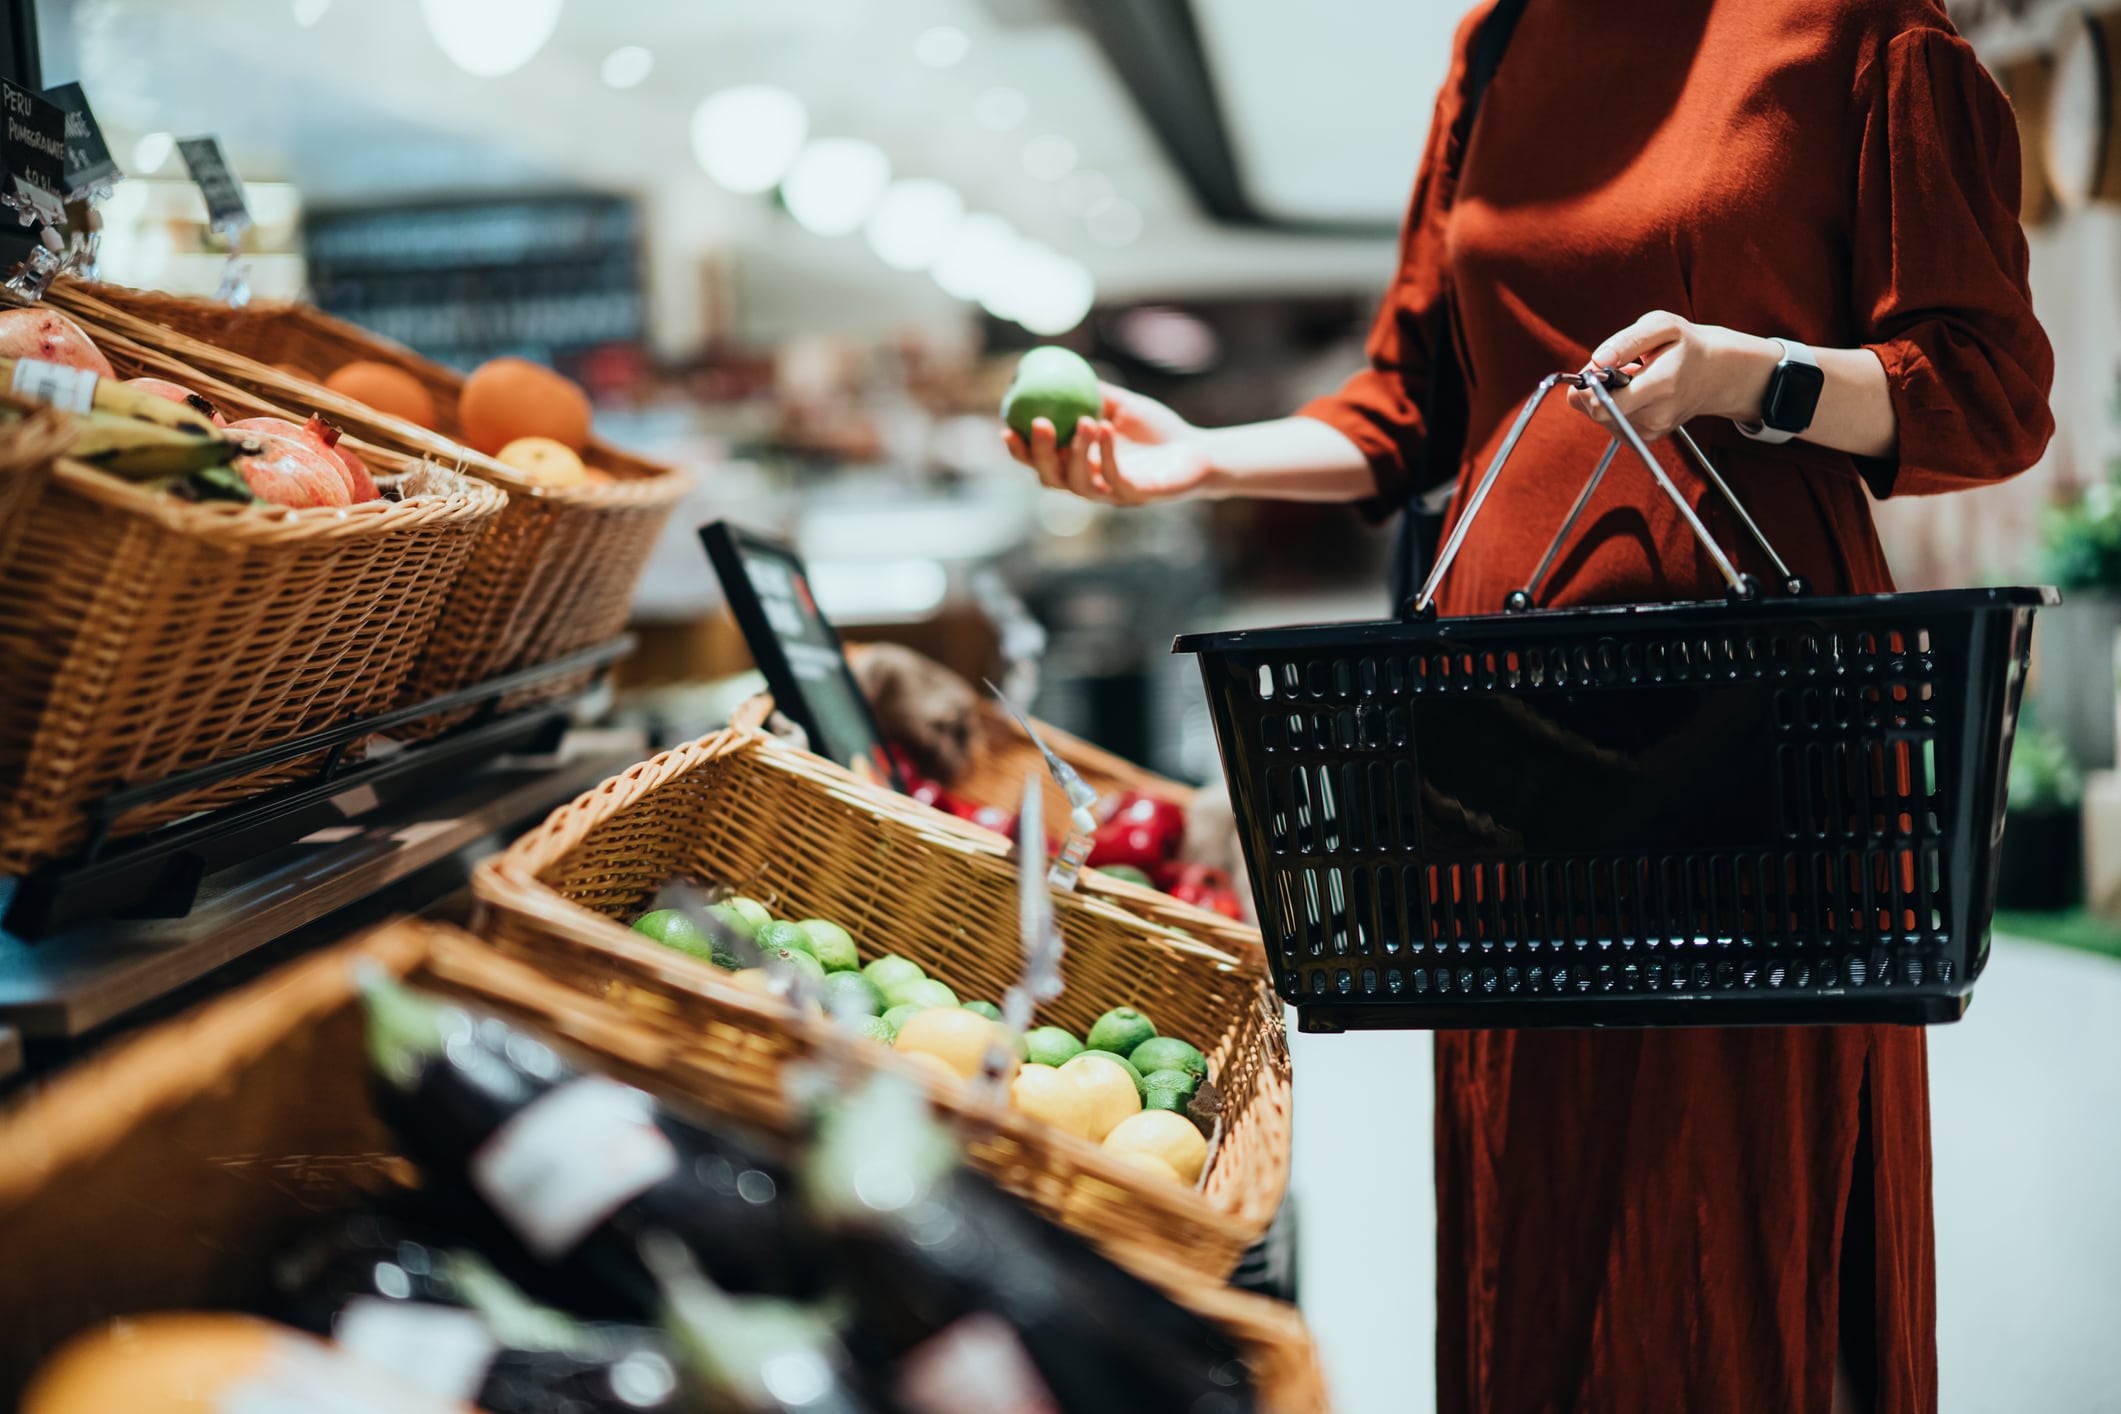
[1099,864,1153,887]
[770,947,828,989]
[864,955,925,997]
[1141,1066,1200,1099]
[1128,1036,1207,1082]
[797,919,860,973]
[1142,1082,1190,1114]
[714,897,772,937]
[851,1015,897,1044]
[1078,1049,1145,1095]
[894,977,959,1011]
[822,971,885,1019]
[962,1000,1003,1021]
[756,920,813,958]
[631,909,715,963]
[1085,1007,1156,1057]
[1001,347,1101,446]
[881,1003,927,1034]
[1024,1027,1085,1068]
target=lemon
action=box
[896,1051,963,1087]
[797,919,860,972]
[1102,1108,1209,1184]
[1109,1150,1186,1184]
[895,1006,1017,1081]
[1057,1053,1141,1141]
[1010,1063,1096,1140]
[1078,1049,1145,1095]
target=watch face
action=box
[1764,360,1826,433]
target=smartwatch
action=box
[1735,338,1823,444]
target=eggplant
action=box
[358,969,826,1316]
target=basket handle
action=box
[1405,369,1807,618]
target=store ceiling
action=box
[42,0,1419,334]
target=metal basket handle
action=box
[1406,368,1808,618]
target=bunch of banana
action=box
[69,412,247,478]
[0,358,221,435]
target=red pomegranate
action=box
[226,415,378,503]
[232,429,352,509]
[124,376,224,425]
[0,308,114,377]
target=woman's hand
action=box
[1002,383,1215,505]
[1566,311,1781,441]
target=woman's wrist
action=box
[1710,328,1785,423]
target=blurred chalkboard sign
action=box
[177,136,249,234]
[699,520,903,793]
[0,80,65,226]
[304,195,644,371]
[45,83,118,196]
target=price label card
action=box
[178,135,251,234]
[0,80,66,227]
[43,82,119,196]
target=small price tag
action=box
[178,135,251,235]
[0,80,66,227]
[11,358,98,411]
[43,82,119,197]
[469,1076,679,1261]
[333,1299,498,1405]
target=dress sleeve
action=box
[1850,27,2055,497]
[1298,11,1482,519]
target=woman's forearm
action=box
[1718,334,1897,459]
[1197,417,1378,502]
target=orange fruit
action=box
[324,360,436,429]
[460,356,591,455]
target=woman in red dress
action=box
[1008,2,2052,1409]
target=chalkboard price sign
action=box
[43,83,119,197]
[177,136,250,234]
[0,80,66,227]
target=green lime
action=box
[756,920,813,958]
[1100,864,1154,887]
[631,909,716,962]
[1085,1007,1156,1057]
[797,919,860,973]
[1129,1036,1207,1082]
[962,1000,1003,1022]
[771,947,827,989]
[823,970,885,1019]
[881,1003,926,1034]
[719,897,772,933]
[1001,347,1101,446]
[1142,1077,1192,1113]
[851,1015,897,1044]
[1141,1067,1200,1102]
[864,955,925,997]
[1024,1026,1085,1068]
[894,977,959,1010]
[1079,1049,1145,1095]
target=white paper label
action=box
[219,1335,467,1414]
[470,1075,679,1260]
[10,356,96,411]
[895,1314,1062,1414]
[334,1299,498,1405]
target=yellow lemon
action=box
[894,1006,1017,1081]
[1109,1150,1186,1184]
[726,967,820,1016]
[1010,1063,1096,1140]
[495,435,591,487]
[1102,1108,1209,1184]
[1058,1053,1141,1142]
[895,1051,964,1087]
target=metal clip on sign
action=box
[1407,366,1811,620]
[983,679,1100,891]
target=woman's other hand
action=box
[1566,310,1780,441]
[1002,383,1214,505]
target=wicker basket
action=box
[729,671,1265,962]
[0,920,1329,1412]
[46,278,692,723]
[470,729,1291,1280]
[0,344,505,873]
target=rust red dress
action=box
[1302,2,2053,1410]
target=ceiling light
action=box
[865,178,964,270]
[932,212,1018,302]
[1085,195,1143,248]
[782,138,892,237]
[601,45,653,89]
[418,0,563,78]
[1008,248,1097,336]
[915,25,969,68]
[1110,306,1221,373]
[1058,169,1114,217]
[692,85,809,194]
[291,0,330,27]
[131,131,174,175]
[1021,135,1077,183]
[974,87,1028,134]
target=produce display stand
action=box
[46,279,694,725]
[729,676,1265,963]
[472,728,1293,1281]
[0,920,1331,1412]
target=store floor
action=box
[1289,935,2121,1414]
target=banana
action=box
[0,356,221,435]
[69,412,239,477]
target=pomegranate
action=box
[226,415,378,502]
[124,376,224,426]
[233,429,352,508]
[0,308,114,377]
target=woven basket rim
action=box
[42,454,505,541]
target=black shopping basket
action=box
[1176,369,2054,1032]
